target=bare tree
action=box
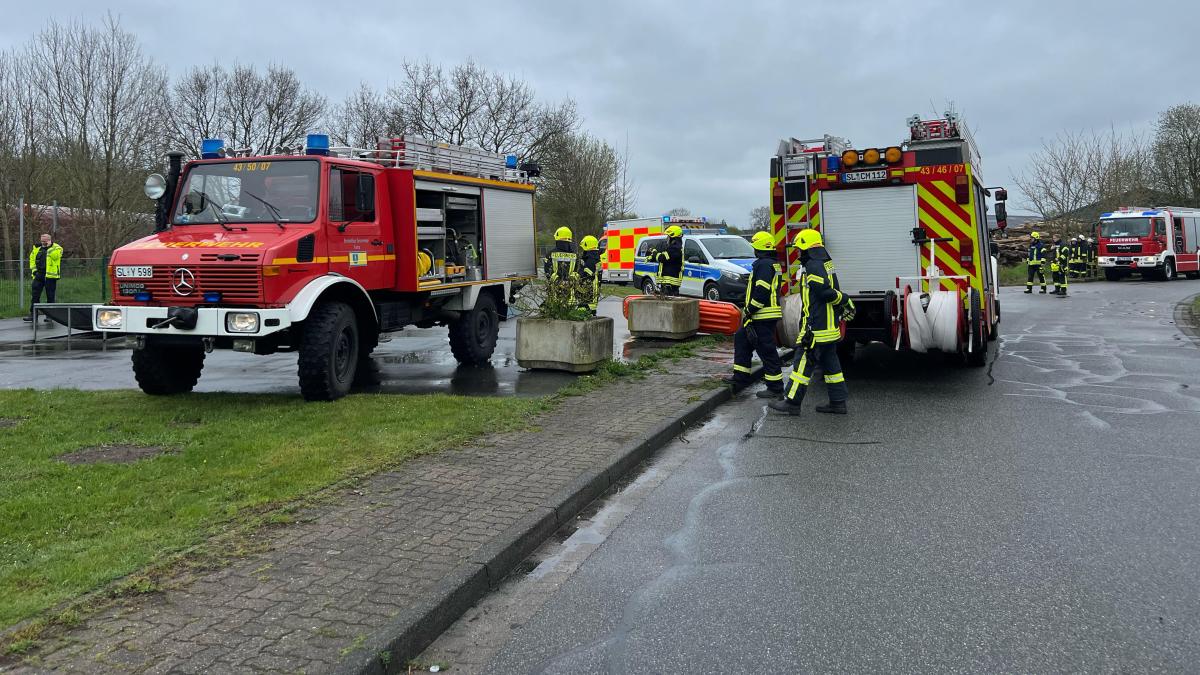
[1151,104,1200,206]
[166,65,228,158]
[748,206,770,231]
[610,135,638,219]
[667,207,691,217]
[329,82,401,148]
[221,64,326,154]
[537,132,623,238]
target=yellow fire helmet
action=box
[791,228,823,250]
[579,235,599,251]
[554,226,573,241]
[750,230,775,251]
[1031,231,1041,239]
[665,225,683,238]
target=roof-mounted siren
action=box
[305,133,330,156]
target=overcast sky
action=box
[2,0,1196,223]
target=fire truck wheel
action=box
[132,341,205,395]
[703,283,721,302]
[297,301,359,401]
[966,289,987,367]
[448,292,499,365]
[1161,259,1176,281]
[1104,268,1122,282]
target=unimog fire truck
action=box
[770,113,1006,366]
[94,134,537,400]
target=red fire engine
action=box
[770,113,1005,366]
[1096,206,1200,281]
[93,134,538,400]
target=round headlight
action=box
[884,146,903,163]
[144,173,167,200]
[863,148,881,165]
[841,150,859,168]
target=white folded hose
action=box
[906,290,959,353]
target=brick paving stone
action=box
[6,349,733,674]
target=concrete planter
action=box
[516,316,613,373]
[627,297,700,340]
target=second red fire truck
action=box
[1096,206,1200,281]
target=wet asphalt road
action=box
[422,279,1200,673]
[0,298,655,397]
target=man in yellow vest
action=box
[727,231,784,397]
[770,229,853,416]
[25,233,63,323]
[576,235,602,315]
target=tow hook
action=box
[202,337,215,353]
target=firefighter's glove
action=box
[841,299,857,323]
[796,328,815,351]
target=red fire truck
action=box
[1096,206,1200,281]
[93,135,537,400]
[770,113,1005,366]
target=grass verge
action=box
[0,390,541,637]
[0,274,109,320]
[600,283,642,298]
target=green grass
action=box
[600,283,642,298]
[998,264,1026,287]
[0,390,540,635]
[0,273,110,319]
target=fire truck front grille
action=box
[1107,244,1141,253]
[124,265,263,304]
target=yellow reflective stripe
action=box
[749,299,764,308]
[789,370,811,386]
[755,279,772,289]
[764,372,783,381]
[733,364,751,373]
[754,308,782,319]
[824,373,845,384]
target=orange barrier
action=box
[621,295,742,336]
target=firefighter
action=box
[769,229,853,416]
[1050,235,1069,297]
[648,225,684,296]
[727,231,784,397]
[1087,236,1098,275]
[1070,235,1085,278]
[1025,231,1047,294]
[543,226,579,306]
[577,235,602,315]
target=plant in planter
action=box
[514,278,613,373]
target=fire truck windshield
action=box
[1098,217,1153,238]
[174,159,319,225]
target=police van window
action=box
[329,167,376,223]
[684,239,706,263]
[637,238,660,257]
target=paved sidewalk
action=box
[5,345,744,674]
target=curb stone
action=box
[339,350,789,675]
[1175,293,1200,347]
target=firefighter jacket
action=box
[651,237,683,287]
[29,243,63,280]
[1027,240,1044,266]
[578,249,602,306]
[543,240,578,281]
[743,251,782,322]
[1055,243,1071,268]
[799,247,845,344]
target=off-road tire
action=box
[297,301,359,401]
[703,282,721,301]
[448,292,499,365]
[132,341,205,395]
[1104,268,1122,282]
[966,288,987,367]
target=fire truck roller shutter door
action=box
[482,188,536,279]
[819,185,920,294]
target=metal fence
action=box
[0,257,110,319]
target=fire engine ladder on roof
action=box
[777,135,848,227]
[329,135,531,183]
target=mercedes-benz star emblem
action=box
[172,268,196,296]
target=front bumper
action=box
[1099,256,1159,269]
[716,276,748,302]
[91,305,292,337]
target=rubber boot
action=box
[1039,288,1047,294]
[756,387,784,400]
[1023,288,1032,294]
[768,396,804,415]
[22,315,33,322]
[815,400,848,415]
[723,376,747,394]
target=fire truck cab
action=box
[1097,206,1200,281]
[94,135,537,400]
[770,113,1004,366]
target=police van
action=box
[634,232,756,302]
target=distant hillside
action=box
[987,214,1038,230]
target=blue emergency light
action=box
[200,139,225,159]
[505,154,518,169]
[662,215,671,223]
[305,134,330,156]
[203,291,222,303]
[1100,212,1113,218]
[134,291,152,301]
[827,155,841,172]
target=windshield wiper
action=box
[192,191,245,232]
[242,191,289,231]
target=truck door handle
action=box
[370,239,384,246]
